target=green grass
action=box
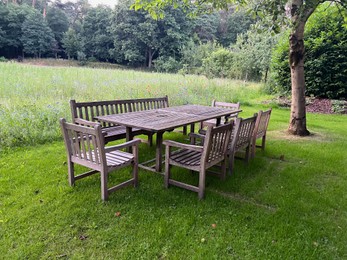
[1,62,347,258]
[0,62,268,150]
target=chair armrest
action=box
[163,140,203,152]
[105,139,141,152]
[189,132,205,145]
[74,118,100,127]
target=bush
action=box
[269,4,347,99]
[154,56,181,73]
[0,56,7,62]
[202,48,234,78]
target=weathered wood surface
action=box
[251,108,272,158]
[96,105,242,132]
[96,104,241,172]
[70,96,169,143]
[228,115,257,175]
[60,118,141,201]
[201,100,241,128]
[164,123,233,199]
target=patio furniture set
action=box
[60,96,271,200]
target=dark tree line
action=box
[0,0,254,66]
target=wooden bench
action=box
[70,96,169,145]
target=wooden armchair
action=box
[200,100,241,130]
[60,118,141,201]
[251,108,272,158]
[164,123,233,199]
[227,115,257,175]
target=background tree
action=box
[46,6,69,57]
[0,3,33,58]
[81,5,113,61]
[132,0,346,136]
[21,10,55,58]
[62,28,82,59]
[270,3,347,99]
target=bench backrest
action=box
[70,96,169,127]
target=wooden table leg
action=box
[216,117,221,126]
[155,131,163,172]
[126,127,133,153]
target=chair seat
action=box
[170,149,203,167]
[79,150,134,167]
[103,125,145,138]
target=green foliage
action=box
[46,7,69,46]
[0,3,33,57]
[179,41,218,75]
[0,56,7,62]
[82,6,114,61]
[21,10,55,58]
[270,4,347,99]
[202,47,234,78]
[154,56,181,73]
[218,9,255,46]
[110,0,192,67]
[62,28,82,59]
[231,26,277,81]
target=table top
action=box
[95,104,241,132]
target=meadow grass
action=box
[0,62,346,258]
[0,62,268,150]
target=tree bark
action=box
[288,22,310,136]
[287,0,315,136]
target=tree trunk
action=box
[287,0,312,136]
[148,48,152,68]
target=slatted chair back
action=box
[254,109,272,139]
[70,96,169,128]
[200,100,241,131]
[227,115,257,175]
[234,115,257,151]
[60,118,106,171]
[60,118,140,201]
[251,108,272,158]
[212,99,241,115]
[203,123,233,168]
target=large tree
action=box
[21,10,55,58]
[133,0,346,136]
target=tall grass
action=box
[0,62,269,150]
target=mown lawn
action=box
[0,62,346,258]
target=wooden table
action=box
[96,105,241,172]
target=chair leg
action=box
[100,169,108,201]
[164,147,170,188]
[68,161,75,186]
[245,146,251,164]
[198,169,206,200]
[261,135,266,151]
[251,139,256,159]
[132,161,138,188]
[220,159,227,181]
[228,154,235,175]
[164,163,170,189]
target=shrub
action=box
[202,48,234,78]
[154,56,181,73]
[0,56,7,62]
[269,4,347,99]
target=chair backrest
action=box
[212,99,240,112]
[202,122,233,166]
[60,118,106,170]
[254,108,272,139]
[229,115,257,152]
[70,96,169,128]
